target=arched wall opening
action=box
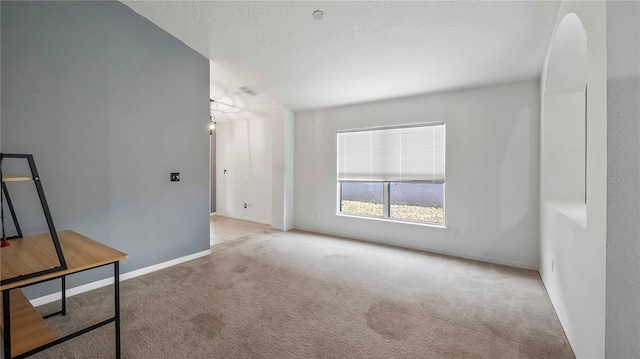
[542,13,588,209]
[539,6,608,358]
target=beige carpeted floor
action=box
[32,230,573,358]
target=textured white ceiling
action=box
[122,1,560,112]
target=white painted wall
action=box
[272,109,295,231]
[539,3,607,359]
[295,79,540,269]
[210,130,216,213]
[284,112,295,231]
[606,1,640,357]
[543,92,586,204]
[216,118,272,224]
[210,61,294,227]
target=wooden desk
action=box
[1,231,127,358]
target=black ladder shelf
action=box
[0,153,67,286]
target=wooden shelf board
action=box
[0,289,59,357]
[1,175,32,182]
[1,230,128,291]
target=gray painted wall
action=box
[606,2,640,357]
[1,1,210,298]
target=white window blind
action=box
[337,124,445,183]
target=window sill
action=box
[336,213,447,229]
[551,201,587,228]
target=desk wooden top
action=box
[1,230,128,290]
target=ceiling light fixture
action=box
[210,98,235,108]
[209,99,218,134]
[209,115,216,134]
[312,10,324,21]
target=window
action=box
[337,123,445,225]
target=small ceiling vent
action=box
[239,86,258,96]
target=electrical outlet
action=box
[170,172,180,182]
[453,229,461,238]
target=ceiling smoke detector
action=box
[312,10,324,21]
[239,86,258,96]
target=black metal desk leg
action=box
[114,261,121,359]
[2,183,22,239]
[61,276,67,315]
[3,290,11,359]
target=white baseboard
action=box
[543,281,582,358]
[295,226,538,271]
[29,249,212,307]
[210,212,216,216]
[215,211,270,226]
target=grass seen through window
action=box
[341,200,443,223]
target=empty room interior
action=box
[1,1,638,359]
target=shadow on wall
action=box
[499,106,533,229]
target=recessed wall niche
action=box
[542,13,588,208]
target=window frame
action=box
[336,123,446,228]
